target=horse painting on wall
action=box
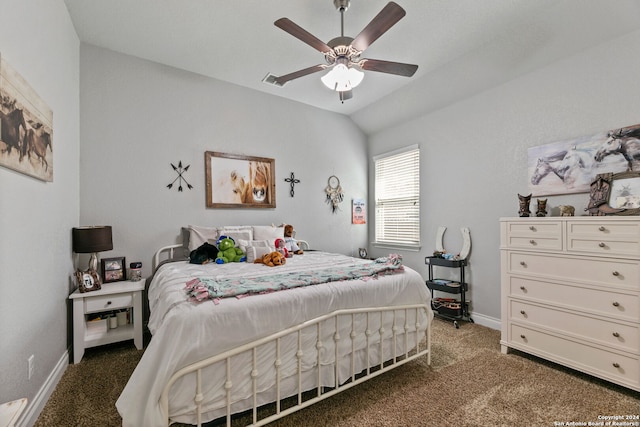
[0,53,53,182]
[528,123,640,196]
[205,151,275,208]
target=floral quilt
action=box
[185,254,404,304]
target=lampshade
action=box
[321,64,364,92]
[72,226,113,253]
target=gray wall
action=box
[367,28,640,327]
[0,0,80,416]
[79,45,369,279]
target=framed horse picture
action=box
[528,123,640,196]
[205,151,276,208]
[0,53,54,182]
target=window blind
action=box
[374,146,420,246]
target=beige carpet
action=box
[35,318,639,426]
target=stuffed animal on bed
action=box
[254,251,286,267]
[215,235,246,263]
[189,242,219,264]
[284,224,303,255]
[274,238,290,258]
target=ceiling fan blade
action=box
[275,18,333,54]
[274,64,329,86]
[351,2,406,53]
[359,58,418,77]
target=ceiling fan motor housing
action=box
[333,0,350,12]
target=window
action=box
[374,145,420,248]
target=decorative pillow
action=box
[252,225,284,241]
[186,225,219,251]
[237,239,275,263]
[218,230,253,245]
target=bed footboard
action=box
[160,304,431,427]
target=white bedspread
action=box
[116,252,431,426]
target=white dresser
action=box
[500,217,639,391]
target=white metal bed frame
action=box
[152,244,431,427]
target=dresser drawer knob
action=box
[529,226,535,231]
[612,332,620,338]
[520,310,526,315]
[598,242,606,248]
[612,362,620,368]
[612,301,620,307]
[612,271,619,276]
[520,334,526,339]
[598,226,606,231]
[519,286,526,291]
[529,239,536,245]
[519,261,526,267]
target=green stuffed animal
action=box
[215,235,246,263]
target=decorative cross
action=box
[284,172,300,197]
[167,161,193,192]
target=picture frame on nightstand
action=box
[101,256,126,283]
[75,269,101,293]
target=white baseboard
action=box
[468,312,500,330]
[17,350,68,427]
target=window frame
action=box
[372,144,420,250]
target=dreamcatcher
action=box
[325,175,344,213]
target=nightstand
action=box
[69,279,145,363]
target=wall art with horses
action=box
[205,151,275,208]
[0,54,53,182]
[528,123,640,196]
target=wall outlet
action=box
[28,354,34,380]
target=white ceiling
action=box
[63,0,640,134]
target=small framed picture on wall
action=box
[101,257,126,283]
[352,198,367,224]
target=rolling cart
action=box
[425,256,473,328]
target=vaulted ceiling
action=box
[63,0,640,134]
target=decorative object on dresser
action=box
[535,198,547,217]
[517,193,531,217]
[586,171,640,216]
[166,161,192,191]
[101,256,126,283]
[559,205,575,216]
[205,151,275,208]
[500,217,640,392]
[284,172,300,197]
[325,175,344,213]
[72,226,113,288]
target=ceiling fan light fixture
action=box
[321,63,364,91]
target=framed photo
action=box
[75,269,101,293]
[101,256,126,283]
[586,171,640,216]
[205,151,275,208]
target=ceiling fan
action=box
[269,0,418,102]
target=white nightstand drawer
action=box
[508,252,639,289]
[85,293,133,313]
[509,276,639,321]
[510,324,639,389]
[510,300,639,353]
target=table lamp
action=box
[72,226,113,272]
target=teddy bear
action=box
[254,251,286,267]
[284,224,303,255]
[214,235,246,263]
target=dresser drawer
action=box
[509,276,639,321]
[508,252,640,290]
[503,221,563,251]
[85,293,133,313]
[509,324,639,389]
[567,220,640,240]
[567,238,640,257]
[509,300,639,353]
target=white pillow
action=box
[237,239,275,263]
[252,225,284,241]
[186,225,219,251]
